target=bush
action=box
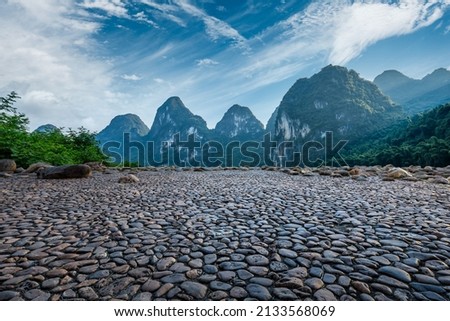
[0,92,107,167]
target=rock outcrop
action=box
[37,165,92,179]
[0,159,16,173]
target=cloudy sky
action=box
[1,0,449,132]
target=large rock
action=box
[0,159,16,173]
[118,174,139,184]
[37,165,92,179]
[85,162,107,172]
[386,168,412,179]
[25,162,52,173]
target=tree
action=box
[0,91,107,167]
[0,92,29,158]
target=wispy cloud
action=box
[196,58,219,66]
[139,0,179,12]
[231,0,449,88]
[121,74,143,81]
[328,0,446,64]
[138,0,249,46]
[81,0,129,18]
[139,0,187,27]
[134,11,159,27]
[174,0,248,47]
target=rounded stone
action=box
[273,288,297,300]
[203,265,218,274]
[218,271,236,281]
[378,266,411,283]
[313,288,337,301]
[210,281,232,291]
[230,286,248,299]
[246,255,269,266]
[246,284,272,301]
[142,280,161,292]
[180,281,208,299]
[305,278,324,291]
[279,249,297,259]
[209,291,228,300]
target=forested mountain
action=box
[345,103,450,167]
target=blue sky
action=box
[0,0,449,131]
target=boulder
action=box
[386,168,412,179]
[85,162,107,172]
[349,168,361,176]
[0,159,16,173]
[25,162,52,173]
[118,174,139,184]
[37,165,92,179]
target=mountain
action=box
[214,104,264,141]
[374,68,450,115]
[146,96,210,143]
[273,65,403,164]
[34,124,59,133]
[265,106,279,135]
[345,103,450,167]
[145,97,211,166]
[96,114,149,144]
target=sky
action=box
[0,0,450,132]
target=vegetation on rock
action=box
[345,103,450,167]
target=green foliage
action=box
[0,92,107,167]
[0,92,29,158]
[345,103,450,167]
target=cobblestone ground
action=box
[1,170,450,301]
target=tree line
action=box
[0,92,106,167]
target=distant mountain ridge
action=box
[34,124,59,133]
[374,68,450,115]
[86,64,449,166]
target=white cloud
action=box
[153,78,174,90]
[196,58,219,66]
[134,11,158,27]
[24,91,60,105]
[104,90,130,103]
[140,0,187,27]
[232,0,449,87]
[174,0,248,46]
[216,6,227,12]
[81,0,129,18]
[140,0,180,13]
[328,0,445,65]
[139,0,248,47]
[0,1,116,130]
[121,74,143,81]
